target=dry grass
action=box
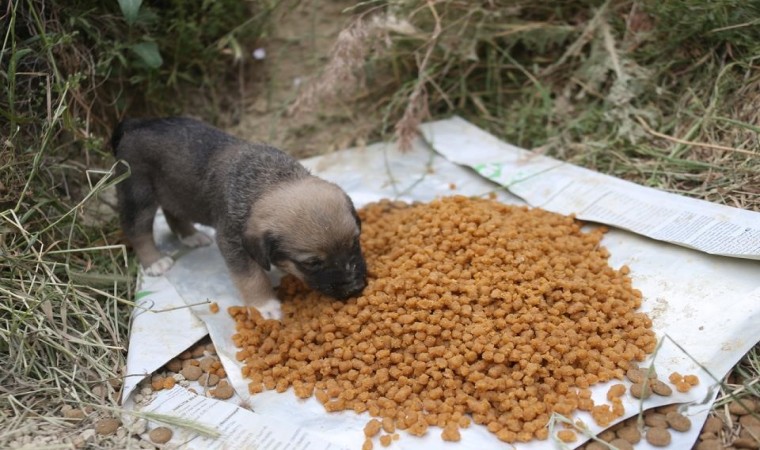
[295,0,759,209]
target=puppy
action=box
[111,117,367,319]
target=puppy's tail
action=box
[110,119,139,155]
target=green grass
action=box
[1,0,275,446]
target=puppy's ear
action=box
[242,231,275,271]
[346,195,361,230]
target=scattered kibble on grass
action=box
[95,418,120,436]
[149,427,173,444]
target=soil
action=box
[230,0,381,159]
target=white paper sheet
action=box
[419,116,760,260]
[122,118,760,450]
[133,386,346,450]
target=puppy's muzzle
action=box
[311,258,367,300]
[332,276,367,300]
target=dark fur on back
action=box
[111,116,366,306]
[113,117,310,233]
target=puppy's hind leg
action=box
[117,178,174,276]
[164,212,213,248]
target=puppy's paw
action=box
[144,256,174,276]
[254,298,282,321]
[180,231,213,248]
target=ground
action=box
[230,0,380,158]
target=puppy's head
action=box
[244,177,367,300]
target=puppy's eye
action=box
[300,258,322,270]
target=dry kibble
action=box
[733,437,760,449]
[740,414,760,428]
[742,425,760,440]
[230,197,658,445]
[166,358,183,373]
[729,399,758,416]
[210,381,234,399]
[181,365,203,381]
[63,408,87,420]
[441,423,461,442]
[651,379,673,396]
[209,302,220,314]
[599,429,616,442]
[644,412,668,428]
[364,419,382,438]
[182,358,200,369]
[609,438,634,450]
[95,418,121,436]
[584,443,608,450]
[382,417,395,434]
[696,439,724,450]
[178,350,192,360]
[665,411,691,432]
[616,425,641,444]
[379,435,393,447]
[162,377,176,390]
[646,427,672,447]
[191,344,206,358]
[151,376,164,391]
[676,381,692,393]
[199,357,216,373]
[149,427,173,444]
[683,374,700,386]
[362,438,373,450]
[199,373,220,387]
[626,368,646,384]
[631,382,653,399]
[607,384,627,400]
[656,404,679,414]
[556,429,577,443]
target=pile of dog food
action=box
[231,196,659,446]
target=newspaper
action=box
[132,387,344,450]
[121,118,760,450]
[419,116,760,260]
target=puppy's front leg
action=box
[217,225,282,320]
[229,264,282,321]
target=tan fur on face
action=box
[246,177,359,261]
[278,260,306,282]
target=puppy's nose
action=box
[342,278,366,298]
[353,278,367,292]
